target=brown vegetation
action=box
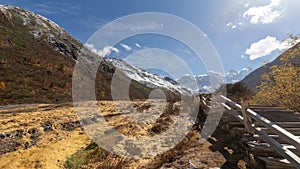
[253,42,300,111]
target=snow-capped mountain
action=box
[176,74,211,93]
[177,67,253,93]
[1,5,172,103]
[225,67,253,83]
[105,58,193,95]
[105,56,252,94]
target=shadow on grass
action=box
[65,142,129,169]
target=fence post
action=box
[241,99,253,134]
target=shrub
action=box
[253,42,300,111]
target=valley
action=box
[1,3,299,169]
[0,100,230,169]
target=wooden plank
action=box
[222,95,300,150]
[249,106,287,110]
[222,104,244,122]
[257,110,298,115]
[235,127,300,136]
[250,135,300,145]
[258,157,296,169]
[250,106,285,109]
[221,96,300,168]
[249,111,300,122]
[247,108,300,150]
[250,124,300,168]
[222,116,240,123]
[261,128,300,136]
[248,143,300,158]
[251,108,294,112]
[249,105,285,109]
[221,95,242,109]
[225,122,244,129]
[223,117,300,128]
[254,122,300,128]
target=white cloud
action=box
[243,0,284,24]
[226,22,232,27]
[244,2,250,8]
[226,22,243,30]
[245,36,299,60]
[135,43,141,48]
[278,38,300,50]
[85,43,119,57]
[84,43,98,53]
[36,3,79,15]
[120,43,132,51]
[226,22,236,29]
[108,21,163,32]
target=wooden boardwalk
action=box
[219,95,300,169]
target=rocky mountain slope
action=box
[176,67,252,93]
[0,5,81,104]
[242,42,300,91]
[105,58,192,95]
[0,5,182,105]
[107,57,252,94]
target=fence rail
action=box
[220,95,300,169]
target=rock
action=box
[42,121,53,132]
[60,121,81,131]
[124,141,142,156]
[24,141,36,149]
[101,63,115,75]
[0,133,5,139]
[32,30,42,39]
[164,76,178,85]
[0,130,23,154]
[28,128,38,134]
[0,139,21,154]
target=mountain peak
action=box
[177,67,253,93]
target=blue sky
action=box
[1,0,300,76]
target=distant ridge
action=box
[242,42,300,91]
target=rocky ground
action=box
[0,100,247,169]
[0,103,90,169]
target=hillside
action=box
[242,42,300,91]
[0,5,180,105]
[105,58,192,95]
[0,5,80,104]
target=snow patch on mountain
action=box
[0,5,81,60]
[177,67,253,93]
[105,58,193,95]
